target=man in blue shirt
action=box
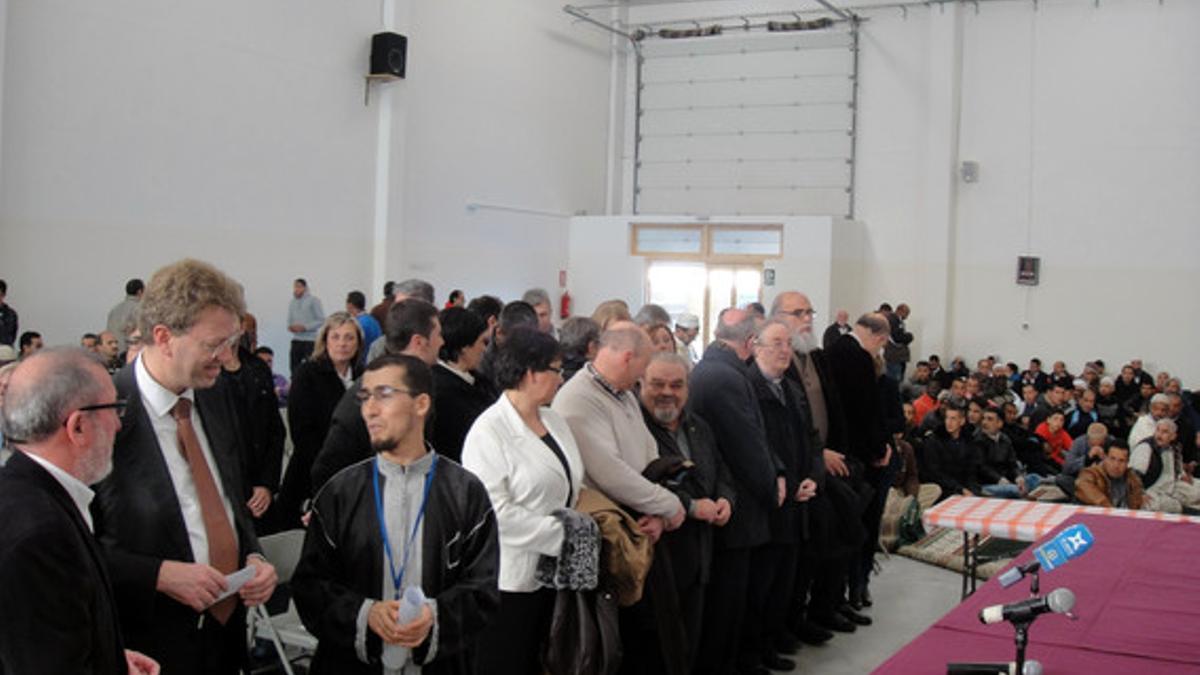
[287,278,325,375]
[346,290,382,364]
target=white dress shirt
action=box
[135,355,238,566]
[26,451,95,532]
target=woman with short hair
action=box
[462,327,584,675]
[431,306,493,462]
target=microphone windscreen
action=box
[1046,587,1076,614]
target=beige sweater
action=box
[552,367,682,519]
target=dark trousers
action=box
[289,339,313,375]
[136,608,247,675]
[474,588,555,675]
[741,542,797,669]
[853,455,902,595]
[617,597,665,675]
[695,547,751,675]
[677,580,706,672]
[794,553,845,624]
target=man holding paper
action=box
[92,260,277,675]
[294,353,500,674]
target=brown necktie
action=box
[794,352,829,447]
[172,398,238,624]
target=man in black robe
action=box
[293,354,499,675]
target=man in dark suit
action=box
[689,308,784,675]
[0,348,158,674]
[639,351,735,671]
[92,259,277,675]
[825,313,893,611]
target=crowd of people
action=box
[1,262,1197,675]
[893,351,1200,514]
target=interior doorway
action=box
[646,260,762,346]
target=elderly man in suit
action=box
[825,313,893,611]
[0,348,159,674]
[92,259,277,675]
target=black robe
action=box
[293,454,500,675]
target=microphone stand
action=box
[1028,569,1040,597]
[1012,618,1033,674]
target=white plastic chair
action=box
[249,529,318,675]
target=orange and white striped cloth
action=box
[922,495,1200,542]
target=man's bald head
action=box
[853,312,891,355]
[3,349,111,445]
[594,321,652,390]
[714,307,757,360]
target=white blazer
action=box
[461,393,585,592]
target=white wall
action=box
[391,0,609,304]
[0,1,380,358]
[616,0,1200,384]
[0,0,610,366]
[949,0,1200,379]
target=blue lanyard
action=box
[372,453,438,600]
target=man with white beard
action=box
[768,292,868,639]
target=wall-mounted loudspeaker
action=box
[370,32,407,79]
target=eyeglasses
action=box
[355,385,416,406]
[540,364,565,376]
[779,308,817,319]
[77,399,128,416]
[198,332,243,360]
[754,340,791,352]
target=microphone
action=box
[998,523,1093,588]
[979,588,1075,626]
[947,661,1043,675]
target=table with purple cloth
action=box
[876,512,1200,674]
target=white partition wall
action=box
[567,215,845,327]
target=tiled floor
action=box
[788,555,963,674]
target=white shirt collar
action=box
[135,352,195,420]
[24,451,95,532]
[438,360,475,385]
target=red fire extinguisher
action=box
[560,290,572,319]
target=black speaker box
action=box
[370,32,407,78]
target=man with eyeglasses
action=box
[293,353,499,674]
[0,348,159,674]
[92,259,277,675]
[768,291,853,642]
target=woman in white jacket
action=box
[462,327,584,675]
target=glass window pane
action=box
[647,261,707,326]
[711,228,782,256]
[635,227,703,255]
[734,268,761,308]
[707,268,734,342]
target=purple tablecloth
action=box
[876,513,1200,673]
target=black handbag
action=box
[542,587,622,675]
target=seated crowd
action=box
[896,354,1200,514]
[0,264,1197,675]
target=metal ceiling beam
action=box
[815,0,855,21]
